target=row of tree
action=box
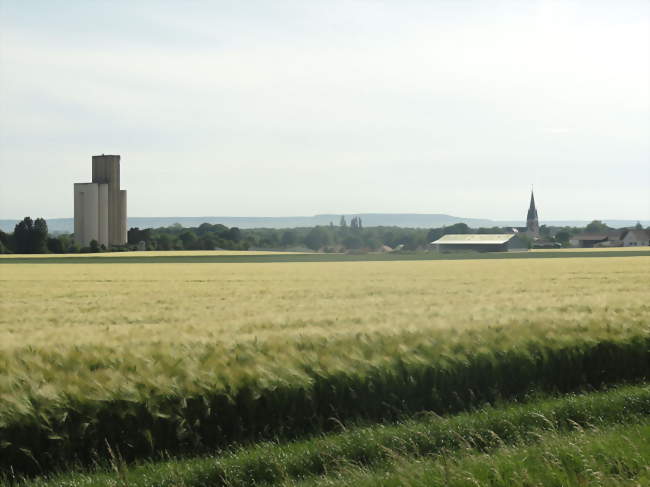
[128,222,247,251]
[1,217,52,254]
[1,217,645,254]
[0,218,96,254]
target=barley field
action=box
[1,252,649,484]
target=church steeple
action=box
[526,189,539,236]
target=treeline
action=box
[1,216,643,254]
[242,221,577,251]
[0,217,80,254]
[124,219,647,252]
[128,223,248,250]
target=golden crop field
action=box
[1,254,649,475]
[1,256,648,351]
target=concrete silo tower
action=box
[74,155,127,248]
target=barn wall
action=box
[437,243,508,253]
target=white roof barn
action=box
[431,234,528,252]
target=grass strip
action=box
[1,250,649,264]
[295,420,650,486]
[7,384,650,487]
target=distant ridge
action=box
[1,215,648,233]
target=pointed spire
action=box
[526,188,539,235]
[529,189,536,210]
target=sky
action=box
[0,0,648,221]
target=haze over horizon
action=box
[1,1,648,221]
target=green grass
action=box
[295,420,650,487]
[1,249,649,264]
[6,384,650,487]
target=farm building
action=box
[568,229,649,248]
[622,229,650,247]
[569,230,624,248]
[569,234,610,248]
[431,234,528,252]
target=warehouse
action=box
[431,234,529,252]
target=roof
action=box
[623,229,650,241]
[570,234,609,241]
[432,234,517,245]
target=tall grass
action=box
[7,384,650,487]
[1,326,648,474]
[296,421,650,487]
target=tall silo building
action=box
[74,155,127,247]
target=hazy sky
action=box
[1,0,648,221]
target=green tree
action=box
[427,228,444,243]
[47,237,64,253]
[350,217,362,230]
[227,227,241,242]
[156,234,174,250]
[259,230,280,248]
[363,235,381,250]
[0,230,10,253]
[68,240,81,253]
[555,230,571,247]
[179,230,198,250]
[57,235,72,253]
[13,217,48,253]
[89,239,100,253]
[281,230,297,247]
[442,223,470,235]
[13,217,34,253]
[304,226,331,251]
[33,218,48,253]
[128,227,152,245]
[343,234,363,250]
[585,220,609,233]
[200,234,217,250]
[400,233,418,251]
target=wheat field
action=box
[2,256,648,350]
[1,254,649,475]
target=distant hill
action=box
[1,215,648,234]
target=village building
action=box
[622,229,650,247]
[569,229,649,248]
[431,191,539,252]
[569,232,619,248]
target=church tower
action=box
[526,190,539,237]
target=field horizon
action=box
[2,214,649,234]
